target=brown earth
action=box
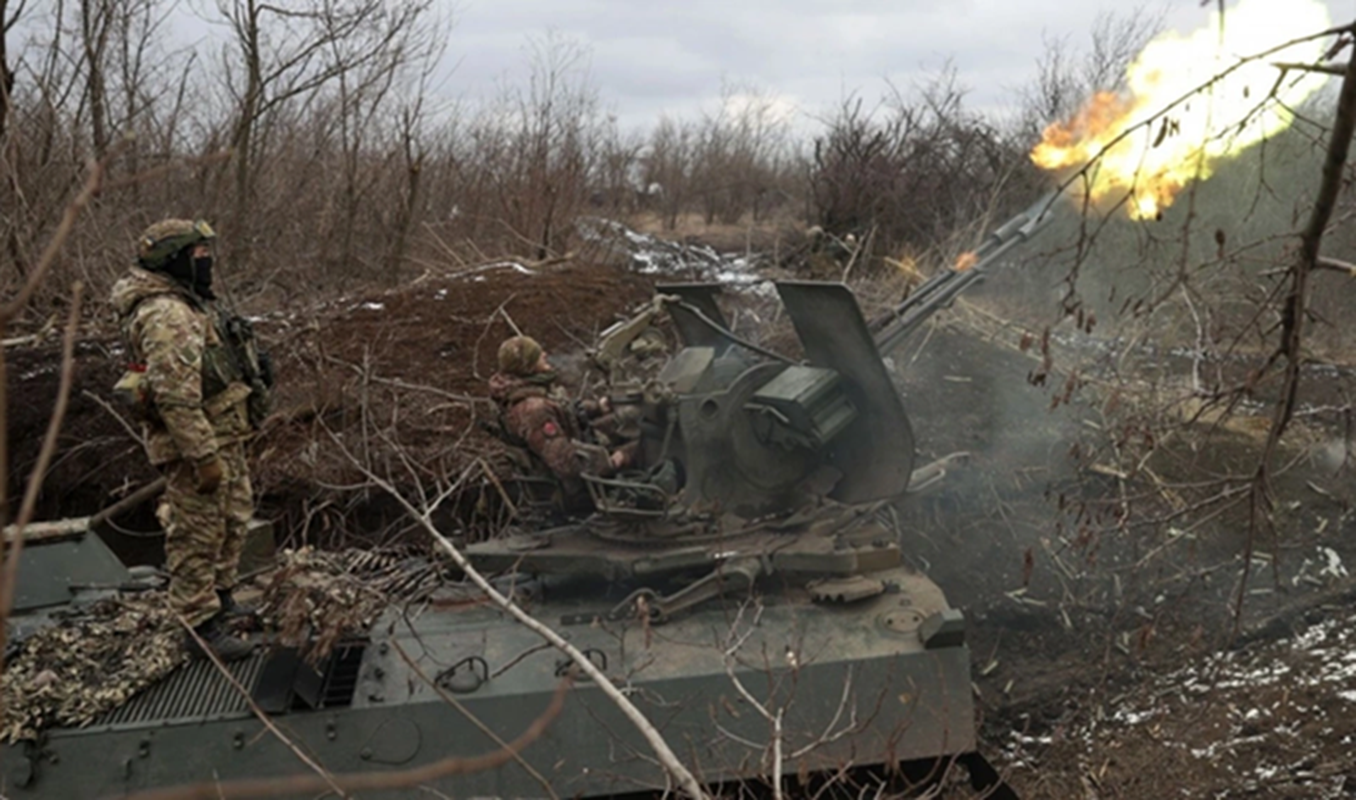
[7,257,663,553]
[7,240,1356,799]
[889,309,1356,798]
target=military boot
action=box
[186,614,253,662]
[216,588,251,620]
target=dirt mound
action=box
[5,339,150,519]
[5,258,658,550]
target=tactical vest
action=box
[205,312,274,428]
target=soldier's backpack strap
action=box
[212,310,274,429]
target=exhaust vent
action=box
[91,651,267,728]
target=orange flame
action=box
[1031,0,1333,219]
[953,251,979,272]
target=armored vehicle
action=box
[2,195,1055,798]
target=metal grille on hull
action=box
[92,652,267,727]
[321,644,364,707]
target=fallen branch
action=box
[346,457,710,799]
[2,477,167,544]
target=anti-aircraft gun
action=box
[456,190,1058,790]
[467,191,1059,612]
[0,194,1055,799]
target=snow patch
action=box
[579,216,773,295]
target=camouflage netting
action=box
[1,548,444,743]
[257,546,442,661]
[2,594,186,744]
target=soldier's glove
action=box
[195,453,225,495]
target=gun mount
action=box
[1,196,1058,799]
[466,191,1061,593]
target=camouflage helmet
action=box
[137,218,215,271]
[497,335,544,377]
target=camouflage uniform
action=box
[488,335,646,491]
[110,225,255,630]
[487,371,611,485]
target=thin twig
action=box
[82,388,148,446]
[337,438,710,799]
[173,615,347,798]
[390,636,560,799]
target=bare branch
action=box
[0,145,119,323]
[0,281,84,703]
[336,442,711,799]
[1273,60,1349,76]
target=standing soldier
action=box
[110,219,272,662]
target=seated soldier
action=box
[488,336,638,499]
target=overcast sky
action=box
[439,0,1349,131]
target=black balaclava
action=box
[163,247,215,300]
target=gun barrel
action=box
[872,191,1059,354]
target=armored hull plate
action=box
[775,281,916,503]
[1,569,975,798]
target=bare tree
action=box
[1,0,31,285]
[76,0,114,159]
[314,0,440,281]
[691,82,795,225]
[504,33,600,259]
[0,0,24,142]
[1013,9,1164,145]
[3,0,92,295]
[212,0,421,270]
[809,68,1032,268]
[109,0,174,206]
[589,121,645,217]
[642,116,697,230]
[380,98,428,283]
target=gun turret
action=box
[538,192,1065,519]
[870,191,1059,354]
